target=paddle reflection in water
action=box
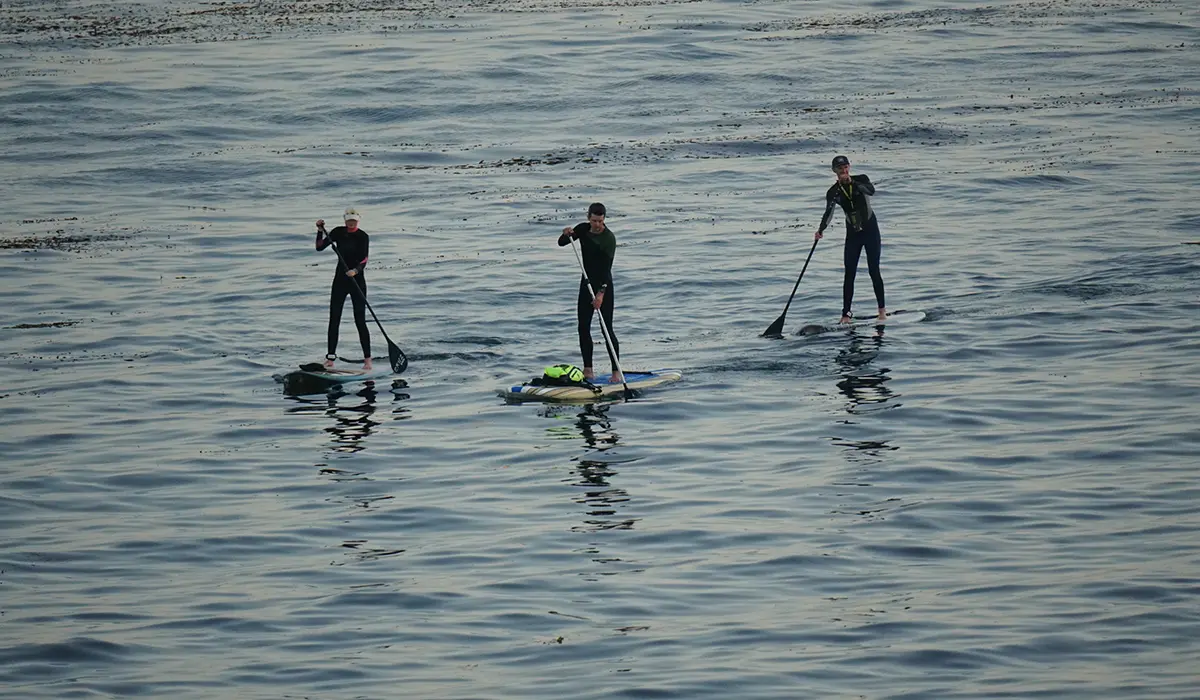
[284,380,411,454]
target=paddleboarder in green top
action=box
[815,155,887,324]
[558,202,623,384]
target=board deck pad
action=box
[500,368,683,402]
[797,309,926,336]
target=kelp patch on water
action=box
[0,232,132,252]
[744,0,1177,35]
[5,320,81,329]
[0,0,703,49]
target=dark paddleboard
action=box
[274,361,395,395]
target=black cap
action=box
[831,155,850,170]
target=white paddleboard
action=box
[500,368,683,402]
[292,364,394,382]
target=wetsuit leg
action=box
[599,283,619,361]
[842,230,866,317]
[349,276,371,358]
[577,277,595,367]
[327,278,348,356]
[862,218,885,310]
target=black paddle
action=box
[569,237,633,400]
[319,225,408,374]
[762,236,820,338]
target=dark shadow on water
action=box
[283,379,410,454]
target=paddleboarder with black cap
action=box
[815,155,887,324]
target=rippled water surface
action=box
[2,0,1199,697]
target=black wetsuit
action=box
[818,174,885,317]
[315,226,371,359]
[558,224,619,369]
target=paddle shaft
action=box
[568,237,630,395]
[319,225,407,372]
[762,234,821,337]
[779,236,820,318]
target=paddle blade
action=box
[762,314,786,338]
[388,342,408,374]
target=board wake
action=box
[796,309,926,336]
[500,368,683,402]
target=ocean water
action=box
[2,0,1199,697]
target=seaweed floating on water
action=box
[0,232,131,252]
[5,321,81,329]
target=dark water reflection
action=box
[284,380,410,454]
[572,457,637,533]
[539,404,639,533]
[832,328,902,469]
[835,327,898,417]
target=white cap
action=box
[344,207,362,223]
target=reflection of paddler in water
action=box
[573,456,636,533]
[574,403,618,450]
[539,404,635,533]
[284,383,409,454]
[834,327,897,415]
[568,406,636,533]
[539,402,619,449]
[326,389,380,454]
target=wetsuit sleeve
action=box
[356,235,368,274]
[817,188,837,232]
[853,174,875,196]
[318,226,344,252]
[558,223,587,246]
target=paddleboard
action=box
[275,361,395,394]
[797,309,926,336]
[500,368,683,402]
[293,362,394,382]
